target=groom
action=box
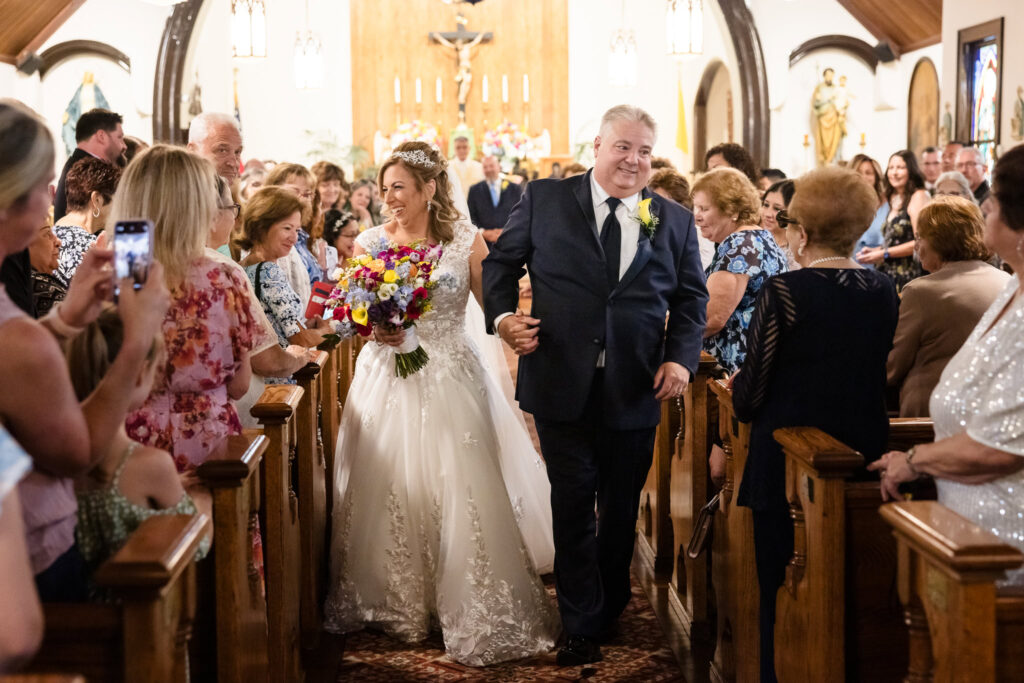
[482,105,708,665]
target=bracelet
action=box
[42,302,86,341]
[905,446,921,479]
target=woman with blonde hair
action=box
[887,196,1009,416]
[693,167,787,373]
[324,141,559,665]
[114,145,262,472]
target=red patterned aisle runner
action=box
[335,577,684,682]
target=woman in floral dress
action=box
[118,146,260,472]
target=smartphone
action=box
[113,219,153,297]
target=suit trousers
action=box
[534,370,656,638]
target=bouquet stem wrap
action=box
[394,326,428,378]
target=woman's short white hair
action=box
[934,171,977,203]
[598,105,657,142]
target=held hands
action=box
[856,246,884,265]
[654,361,689,400]
[497,311,540,356]
[866,451,915,501]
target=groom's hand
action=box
[497,312,540,356]
[654,362,690,400]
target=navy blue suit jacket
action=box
[467,179,523,230]
[482,171,708,430]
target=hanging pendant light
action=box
[666,0,703,57]
[293,0,324,89]
[232,0,267,58]
[608,30,638,88]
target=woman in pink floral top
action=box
[115,146,259,471]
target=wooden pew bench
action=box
[881,501,1024,683]
[24,513,209,683]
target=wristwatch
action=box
[905,446,920,479]
[883,249,890,260]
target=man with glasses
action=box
[954,146,990,204]
[187,112,244,182]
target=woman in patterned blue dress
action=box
[692,168,787,374]
[238,187,333,384]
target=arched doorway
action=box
[694,60,734,171]
[907,57,939,155]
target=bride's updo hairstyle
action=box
[377,141,460,244]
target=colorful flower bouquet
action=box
[325,237,443,378]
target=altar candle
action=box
[482,75,489,103]
[394,77,401,104]
[436,77,442,103]
[859,132,866,145]
[415,78,422,104]
[523,74,529,103]
[502,74,509,103]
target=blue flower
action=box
[727,255,749,274]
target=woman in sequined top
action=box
[871,144,1024,586]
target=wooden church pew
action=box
[771,420,933,682]
[293,352,329,650]
[637,388,681,578]
[25,513,209,683]
[708,378,760,683]
[192,431,270,682]
[667,352,718,641]
[251,385,304,683]
[881,501,1024,683]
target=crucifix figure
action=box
[429,12,492,122]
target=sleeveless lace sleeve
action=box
[355,225,385,253]
[443,220,478,262]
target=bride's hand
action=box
[374,325,406,347]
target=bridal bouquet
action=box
[325,238,443,378]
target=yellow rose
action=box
[369,259,385,273]
[351,306,368,326]
[382,270,397,284]
[637,198,653,225]
[356,255,371,266]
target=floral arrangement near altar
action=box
[482,121,533,165]
[390,120,441,148]
[326,237,444,377]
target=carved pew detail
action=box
[28,514,209,683]
[881,501,1024,683]
[708,379,759,683]
[251,385,304,683]
[639,391,681,578]
[294,352,329,650]
[194,432,270,682]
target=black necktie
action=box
[601,197,621,289]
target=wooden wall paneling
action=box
[350,0,569,159]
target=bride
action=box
[323,142,560,666]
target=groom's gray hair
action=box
[598,105,657,142]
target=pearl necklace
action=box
[806,255,850,268]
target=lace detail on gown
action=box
[324,221,559,665]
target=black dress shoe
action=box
[557,635,603,666]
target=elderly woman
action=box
[932,170,976,202]
[887,197,1009,416]
[856,150,931,292]
[52,157,121,287]
[118,146,261,472]
[732,166,899,683]
[693,167,787,373]
[759,179,799,271]
[28,219,64,317]
[239,187,332,379]
[649,168,716,269]
[871,145,1024,586]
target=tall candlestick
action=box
[415,78,422,104]
[502,74,509,104]
[435,77,442,103]
[482,75,489,103]
[394,77,401,104]
[523,74,529,103]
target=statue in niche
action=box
[61,72,111,157]
[1011,87,1024,142]
[939,102,953,147]
[811,67,842,166]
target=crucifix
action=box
[429,11,492,123]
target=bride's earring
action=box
[1017,234,1024,260]
[426,200,431,212]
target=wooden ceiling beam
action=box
[14,0,86,69]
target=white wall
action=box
[941,0,1024,156]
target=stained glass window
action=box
[970,41,999,170]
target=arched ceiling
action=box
[838,0,942,55]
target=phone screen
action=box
[114,220,153,295]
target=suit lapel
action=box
[573,171,603,254]
[610,187,656,297]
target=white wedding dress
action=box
[324,220,560,666]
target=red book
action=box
[305,281,335,319]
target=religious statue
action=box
[811,68,842,166]
[939,102,953,147]
[430,13,492,123]
[61,72,111,157]
[1011,87,1024,142]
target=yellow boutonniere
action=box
[501,180,509,191]
[632,197,660,241]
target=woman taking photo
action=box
[693,167,787,374]
[856,150,930,291]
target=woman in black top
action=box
[732,166,899,683]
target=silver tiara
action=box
[392,149,437,168]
